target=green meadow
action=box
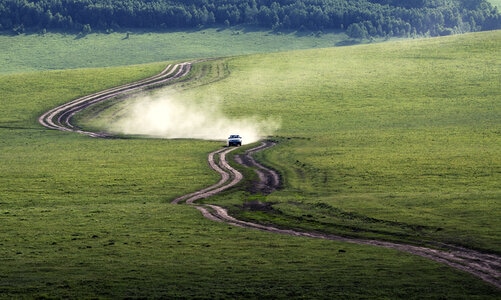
[0,27,349,74]
[154,31,499,253]
[1,29,500,298]
[489,0,501,8]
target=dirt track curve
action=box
[39,62,191,137]
[172,141,501,290]
[40,63,500,290]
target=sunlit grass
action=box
[488,0,501,8]
[179,31,501,252]
[0,31,500,297]
[0,27,349,74]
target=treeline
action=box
[1,0,500,38]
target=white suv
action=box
[227,134,242,146]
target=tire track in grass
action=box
[171,146,241,205]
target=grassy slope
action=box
[0,63,221,204]
[173,31,500,253]
[488,0,501,8]
[0,27,348,74]
[0,32,499,297]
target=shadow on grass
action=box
[335,39,361,46]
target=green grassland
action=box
[1,31,500,297]
[0,27,349,74]
[178,31,499,253]
[488,0,501,8]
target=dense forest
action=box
[1,0,500,38]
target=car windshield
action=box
[229,135,239,138]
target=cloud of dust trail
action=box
[109,92,280,144]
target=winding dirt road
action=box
[171,146,243,205]
[38,63,191,137]
[173,141,501,290]
[39,63,500,290]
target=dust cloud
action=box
[108,91,280,144]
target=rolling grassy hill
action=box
[488,0,501,8]
[87,30,499,253]
[0,27,349,74]
[0,30,499,298]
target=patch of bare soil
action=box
[234,141,281,194]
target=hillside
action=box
[0,30,499,297]
[0,28,349,74]
[82,30,501,254]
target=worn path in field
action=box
[38,63,191,137]
[39,63,500,290]
[172,141,500,289]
